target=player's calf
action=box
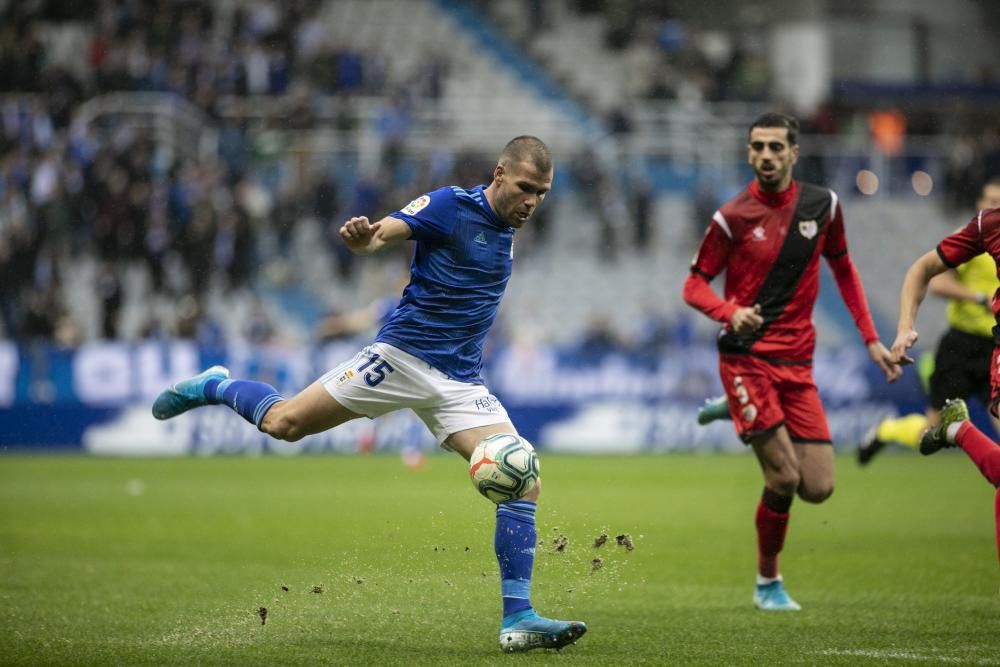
[258,405,307,442]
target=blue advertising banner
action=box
[0,340,937,454]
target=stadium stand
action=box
[1,0,998,355]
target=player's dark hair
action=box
[986,176,1000,189]
[749,112,800,146]
[500,136,552,173]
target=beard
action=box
[755,165,785,190]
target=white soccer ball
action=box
[468,433,540,503]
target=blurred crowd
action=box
[0,0,458,345]
[2,0,999,350]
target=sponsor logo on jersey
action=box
[751,226,766,241]
[474,232,488,245]
[336,369,356,385]
[474,395,501,413]
[798,219,818,239]
[402,195,431,216]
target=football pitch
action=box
[1,452,998,666]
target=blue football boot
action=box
[697,395,731,425]
[151,366,230,420]
[753,578,801,611]
[498,610,587,653]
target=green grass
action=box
[1,452,998,666]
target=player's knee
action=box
[799,483,834,504]
[522,477,541,502]
[768,470,800,497]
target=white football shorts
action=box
[319,342,510,445]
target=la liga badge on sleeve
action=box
[402,195,431,215]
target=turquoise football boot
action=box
[697,395,731,425]
[498,610,587,653]
[919,398,970,456]
[753,578,801,611]
[151,366,230,420]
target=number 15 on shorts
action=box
[358,353,395,387]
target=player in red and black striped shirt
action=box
[893,206,1000,567]
[683,112,901,611]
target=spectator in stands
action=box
[375,91,413,186]
[0,0,460,345]
[571,147,618,259]
[96,260,122,339]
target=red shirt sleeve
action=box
[690,214,732,278]
[684,216,739,324]
[937,213,986,267]
[820,200,879,343]
[821,194,847,259]
[683,271,739,323]
[826,254,879,344]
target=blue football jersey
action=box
[375,185,514,383]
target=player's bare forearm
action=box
[892,251,948,363]
[340,216,411,256]
[897,251,947,332]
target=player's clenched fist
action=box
[339,216,382,252]
[730,304,763,335]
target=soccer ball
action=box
[468,433,539,503]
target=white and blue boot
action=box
[697,395,731,425]
[498,610,587,653]
[152,366,230,420]
[753,576,801,611]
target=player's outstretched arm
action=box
[339,215,412,255]
[892,250,948,364]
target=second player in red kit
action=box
[893,206,1000,568]
[683,112,900,611]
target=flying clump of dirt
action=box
[553,535,568,552]
[311,585,324,594]
[257,607,267,625]
[616,533,634,551]
[593,533,608,548]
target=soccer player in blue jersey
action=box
[152,136,587,653]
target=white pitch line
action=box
[816,649,999,665]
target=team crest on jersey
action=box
[741,405,758,423]
[798,219,818,239]
[751,226,766,242]
[402,195,431,216]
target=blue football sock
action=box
[495,499,537,620]
[204,378,283,428]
